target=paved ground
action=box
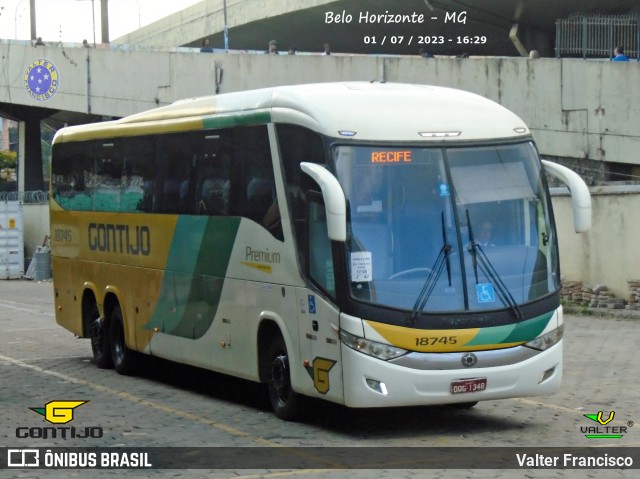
[0,279,638,478]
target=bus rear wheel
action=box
[89,304,112,369]
[266,335,302,421]
[109,304,137,375]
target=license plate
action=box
[450,378,487,394]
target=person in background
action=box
[200,38,213,53]
[476,221,494,247]
[322,42,331,55]
[419,47,433,58]
[612,46,629,61]
[267,39,279,54]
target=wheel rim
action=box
[270,353,290,405]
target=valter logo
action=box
[581,410,634,439]
[16,400,103,439]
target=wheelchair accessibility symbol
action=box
[476,283,495,303]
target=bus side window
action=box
[308,198,335,297]
[276,123,327,264]
[230,125,283,240]
[191,132,231,216]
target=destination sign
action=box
[370,150,412,163]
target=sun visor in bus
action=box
[542,160,592,233]
[450,162,536,204]
[300,162,347,242]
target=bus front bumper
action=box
[341,340,562,408]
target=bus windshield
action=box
[333,142,558,314]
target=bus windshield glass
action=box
[333,142,558,314]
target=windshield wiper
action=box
[466,210,523,320]
[410,212,452,323]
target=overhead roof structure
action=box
[113,0,640,57]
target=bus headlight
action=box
[524,324,564,351]
[339,329,407,360]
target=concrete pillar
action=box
[23,115,44,192]
[101,0,109,43]
[29,0,36,41]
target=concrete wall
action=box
[551,187,640,299]
[2,41,639,166]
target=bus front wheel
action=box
[89,304,112,369]
[266,335,302,421]
[109,305,137,375]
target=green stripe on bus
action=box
[202,111,271,129]
[145,216,241,339]
[466,311,554,346]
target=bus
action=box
[50,82,591,420]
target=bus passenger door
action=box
[295,198,343,403]
[296,289,343,404]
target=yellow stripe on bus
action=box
[241,262,273,274]
[363,320,522,352]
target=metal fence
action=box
[555,14,639,59]
[0,190,49,204]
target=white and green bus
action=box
[50,82,591,419]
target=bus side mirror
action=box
[300,162,347,241]
[542,160,591,233]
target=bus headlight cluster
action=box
[524,324,564,351]
[339,329,407,360]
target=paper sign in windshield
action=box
[351,252,372,282]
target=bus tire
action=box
[109,304,137,375]
[266,334,302,421]
[89,304,112,369]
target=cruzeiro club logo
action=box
[581,410,634,439]
[24,59,60,101]
[29,400,88,424]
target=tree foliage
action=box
[0,150,17,169]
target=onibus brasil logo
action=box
[16,400,103,439]
[582,410,633,439]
